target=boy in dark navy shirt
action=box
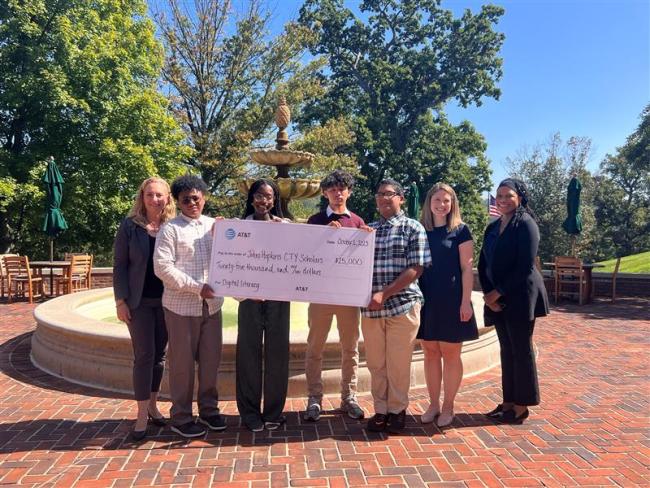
[303,170,368,421]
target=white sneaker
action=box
[436,411,454,427]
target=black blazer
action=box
[478,212,549,325]
[113,218,153,309]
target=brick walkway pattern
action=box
[0,297,648,487]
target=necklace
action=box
[145,221,161,235]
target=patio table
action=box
[30,261,71,297]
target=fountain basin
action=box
[238,178,321,200]
[31,288,499,399]
[249,148,314,167]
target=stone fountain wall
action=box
[31,288,500,400]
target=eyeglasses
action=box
[375,191,399,199]
[180,195,202,205]
[253,193,274,202]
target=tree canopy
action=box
[155,0,325,216]
[0,0,191,260]
[297,0,505,232]
[594,104,650,258]
[506,134,598,262]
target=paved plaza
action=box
[0,297,648,487]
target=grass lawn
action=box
[596,251,650,273]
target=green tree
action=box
[297,0,504,233]
[0,0,191,261]
[506,133,598,262]
[155,0,323,216]
[594,105,650,259]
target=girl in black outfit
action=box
[236,179,291,432]
[478,178,549,424]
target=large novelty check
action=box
[208,219,375,306]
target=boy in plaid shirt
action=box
[362,179,431,434]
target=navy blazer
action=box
[478,212,549,325]
[113,218,152,309]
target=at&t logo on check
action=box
[225,228,251,240]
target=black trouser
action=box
[493,313,540,406]
[126,297,168,401]
[236,299,290,425]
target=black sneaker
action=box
[198,414,227,431]
[264,416,286,430]
[245,419,264,432]
[170,421,206,438]
[366,413,388,432]
[386,410,406,434]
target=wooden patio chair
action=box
[3,255,44,304]
[55,254,93,295]
[0,253,19,298]
[611,257,622,302]
[554,256,587,305]
[63,252,87,261]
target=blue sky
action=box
[156,0,649,189]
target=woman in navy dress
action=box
[417,183,478,427]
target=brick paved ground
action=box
[0,297,648,487]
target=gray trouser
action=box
[236,299,290,425]
[163,303,223,426]
[126,297,167,401]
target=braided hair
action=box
[242,178,283,219]
[497,178,537,224]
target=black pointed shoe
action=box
[485,404,505,418]
[130,429,147,441]
[148,413,167,427]
[498,408,529,425]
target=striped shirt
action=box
[362,211,432,318]
[154,213,223,316]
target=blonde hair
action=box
[420,183,463,232]
[128,177,175,227]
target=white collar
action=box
[326,206,351,217]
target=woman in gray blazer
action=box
[113,177,176,440]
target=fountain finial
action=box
[275,96,291,150]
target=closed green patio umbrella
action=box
[407,182,421,219]
[562,175,582,256]
[42,157,68,261]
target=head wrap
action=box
[497,177,536,222]
[498,178,529,208]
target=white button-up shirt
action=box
[154,213,223,316]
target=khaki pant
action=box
[305,303,361,401]
[361,303,421,414]
[163,303,223,426]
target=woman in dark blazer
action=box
[478,178,549,424]
[113,177,176,440]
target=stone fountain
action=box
[239,97,320,219]
[29,99,500,399]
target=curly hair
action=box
[320,170,355,191]
[170,174,208,200]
